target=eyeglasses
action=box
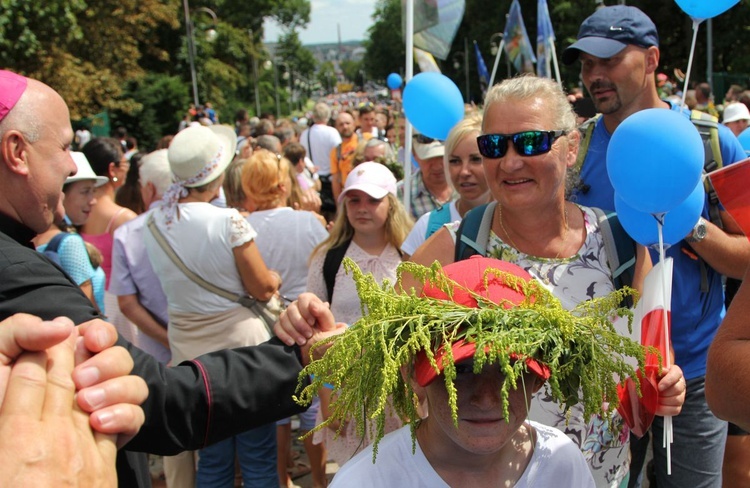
[413,134,439,145]
[476,130,567,159]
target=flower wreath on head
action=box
[296,259,649,461]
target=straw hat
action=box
[168,125,236,188]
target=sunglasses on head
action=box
[476,130,567,159]
[413,134,439,145]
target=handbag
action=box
[147,214,284,332]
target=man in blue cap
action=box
[563,5,750,487]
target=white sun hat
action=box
[161,124,237,225]
[65,152,109,187]
[168,124,237,187]
[723,103,750,124]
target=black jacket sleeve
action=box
[122,336,308,455]
[0,237,308,456]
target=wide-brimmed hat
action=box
[65,152,109,187]
[414,256,551,387]
[562,6,659,65]
[412,134,445,160]
[168,125,236,188]
[338,161,397,203]
[723,103,750,124]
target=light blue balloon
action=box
[402,72,464,141]
[674,0,739,20]
[738,127,750,154]
[607,108,704,214]
[386,73,402,90]
[615,182,704,247]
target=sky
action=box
[263,0,377,45]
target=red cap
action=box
[0,70,28,123]
[414,256,551,386]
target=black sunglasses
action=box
[413,134,439,144]
[476,130,567,158]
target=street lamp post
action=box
[452,48,470,103]
[248,29,261,116]
[183,0,218,108]
[183,0,199,107]
[272,60,281,119]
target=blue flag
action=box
[473,40,490,94]
[503,0,536,73]
[536,0,556,78]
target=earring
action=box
[112,177,118,183]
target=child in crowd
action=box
[305,257,597,487]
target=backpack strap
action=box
[454,201,496,261]
[690,109,724,229]
[425,204,453,239]
[591,207,637,307]
[567,114,601,199]
[323,238,352,302]
[42,232,70,266]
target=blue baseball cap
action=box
[562,6,659,65]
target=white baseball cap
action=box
[338,162,397,203]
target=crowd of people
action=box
[2,5,750,488]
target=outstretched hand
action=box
[274,293,346,364]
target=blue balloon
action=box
[738,127,750,154]
[402,72,464,141]
[675,0,739,20]
[386,73,402,90]
[607,108,704,214]
[615,182,704,247]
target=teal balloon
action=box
[403,72,464,141]
[675,0,739,20]
[615,182,704,247]
[386,73,402,90]
[607,108,704,214]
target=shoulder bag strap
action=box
[147,214,245,304]
[307,126,315,164]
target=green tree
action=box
[363,0,406,82]
[110,74,190,150]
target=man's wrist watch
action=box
[686,217,708,243]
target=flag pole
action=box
[549,39,562,87]
[403,0,414,214]
[489,38,504,88]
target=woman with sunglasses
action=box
[408,76,686,487]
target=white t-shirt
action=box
[144,202,255,314]
[401,201,460,255]
[331,421,595,487]
[300,123,341,176]
[246,207,328,300]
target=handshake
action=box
[0,314,147,486]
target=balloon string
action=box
[680,19,701,109]
[655,213,673,475]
